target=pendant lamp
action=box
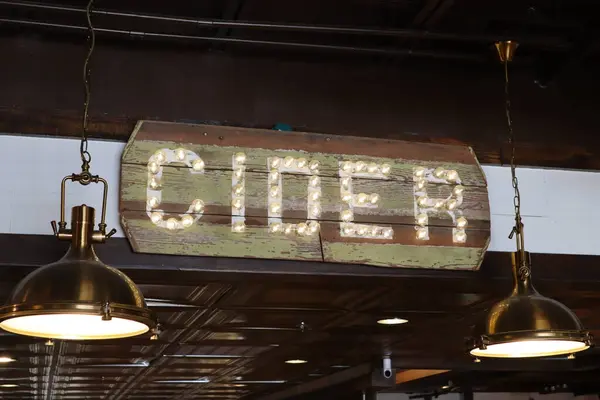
[0,0,157,340]
[469,41,592,358]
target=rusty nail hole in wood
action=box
[219,136,224,140]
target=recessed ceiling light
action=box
[442,385,450,389]
[0,357,15,363]
[0,384,18,388]
[154,378,210,384]
[285,359,308,364]
[377,318,408,325]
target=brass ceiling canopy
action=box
[469,41,593,358]
[0,0,156,340]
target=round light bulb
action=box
[446,170,458,181]
[370,227,380,236]
[434,167,446,178]
[181,214,194,228]
[148,162,160,174]
[355,161,366,172]
[456,217,468,229]
[149,177,160,190]
[447,199,458,210]
[309,160,320,171]
[383,228,393,238]
[235,152,246,164]
[234,168,244,179]
[233,184,244,195]
[154,150,166,163]
[270,222,282,233]
[342,193,353,202]
[270,186,280,197]
[342,162,353,172]
[150,212,163,224]
[270,157,281,169]
[192,159,205,171]
[357,226,367,236]
[341,177,351,188]
[308,221,320,234]
[310,191,321,201]
[297,223,308,235]
[434,200,445,208]
[233,221,245,232]
[414,167,425,178]
[283,156,295,167]
[192,199,205,213]
[310,205,321,217]
[296,158,307,168]
[416,179,426,190]
[342,225,355,235]
[341,210,353,222]
[284,224,294,234]
[369,193,380,204]
[232,198,243,210]
[175,148,186,161]
[367,163,378,173]
[416,213,428,226]
[269,171,280,183]
[380,164,391,174]
[166,218,178,230]
[416,228,428,240]
[270,203,282,214]
[148,197,160,208]
[357,193,368,204]
[454,230,467,243]
[309,176,320,187]
[454,185,465,195]
[417,196,428,207]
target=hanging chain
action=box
[80,0,96,175]
[503,59,528,280]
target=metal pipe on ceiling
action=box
[0,0,569,49]
[0,18,484,61]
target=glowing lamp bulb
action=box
[166,218,178,230]
[270,186,280,197]
[175,148,186,161]
[342,225,354,235]
[270,222,282,233]
[235,152,246,164]
[309,160,320,171]
[454,185,465,195]
[150,212,162,224]
[416,180,426,190]
[342,162,353,172]
[341,210,353,222]
[367,163,378,173]
[355,161,366,172]
[181,214,194,228]
[370,227,379,236]
[270,203,282,214]
[414,167,425,177]
[284,224,294,235]
[434,167,446,178]
[296,158,307,168]
[154,150,166,163]
[446,170,458,181]
[234,168,244,179]
[456,217,468,229]
[446,199,458,210]
[417,196,428,207]
[383,228,393,238]
[283,156,295,167]
[357,226,367,236]
[416,227,428,240]
[192,159,205,171]
[148,197,160,208]
[341,177,351,188]
[380,164,391,174]
[310,191,321,201]
[434,200,445,208]
[233,184,244,195]
[310,205,321,217]
[342,193,353,202]
[149,177,160,189]
[232,198,243,210]
[270,157,281,169]
[454,230,467,243]
[297,223,308,235]
[357,193,368,204]
[233,221,245,232]
[308,221,320,234]
[369,193,380,204]
[309,176,320,187]
[192,199,205,213]
[416,213,428,226]
[148,162,160,174]
[269,171,280,183]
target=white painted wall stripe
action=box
[1,134,599,256]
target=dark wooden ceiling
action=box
[2,235,600,399]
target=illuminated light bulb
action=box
[192,199,205,213]
[297,223,308,235]
[235,152,246,164]
[154,150,166,163]
[181,214,194,228]
[283,156,295,167]
[284,224,294,235]
[175,148,186,161]
[357,193,368,204]
[342,225,355,235]
[149,177,160,189]
[232,198,243,210]
[446,199,458,210]
[269,171,280,183]
[308,221,320,234]
[270,186,280,198]
[192,159,205,171]
[233,168,244,179]
[270,157,282,169]
[310,191,321,201]
[367,163,378,173]
[446,170,458,181]
[454,185,465,195]
[383,228,393,238]
[357,226,367,236]
[416,213,428,226]
[456,217,468,229]
[296,158,307,169]
[233,221,245,232]
[270,222,282,233]
[341,177,351,188]
[434,200,445,208]
[369,193,379,204]
[342,193,353,202]
[414,167,425,178]
[370,227,380,236]
[309,160,320,171]
[148,161,160,174]
[148,197,160,208]
[150,212,163,224]
[310,205,321,217]
[166,218,178,230]
[415,179,426,190]
[341,209,353,222]
[380,164,391,174]
[355,161,366,172]
[341,162,353,172]
[309,176,320,187]
[270,202,282,214]
[454,230,467,243]
[434,167,446,178]
[417,196,428,207]
[416,227,428,240]
[233,184,244,195]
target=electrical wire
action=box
[80,0,95,172]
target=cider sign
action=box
[120,121,490,270]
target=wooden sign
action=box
[120,121,490,270]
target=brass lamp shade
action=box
[0,205,156,340]
[470,252,592,358]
